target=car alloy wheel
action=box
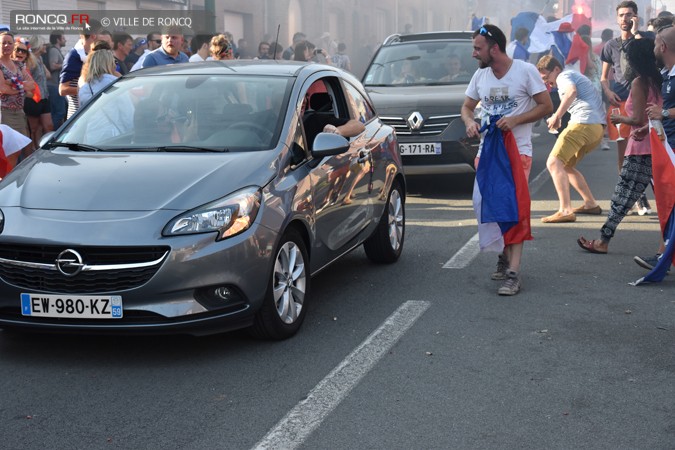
[364,182,405,263]
[251,229,310,339]
[387,187,404,252]
[273,240,307,324]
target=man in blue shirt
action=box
[141,26,189,68]
[59,20,101,119]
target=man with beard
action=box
[601,1,654,214]
[460,24,552,296]
[141,26,189,68]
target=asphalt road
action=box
[1,125,673,449]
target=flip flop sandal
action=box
[577,237,607,254]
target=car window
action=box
[363,40,475,86]
[300,77,352,151]
[343,81,375,124]
[55,74,293,152]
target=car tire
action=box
[250,228,310,340]
[364,181,405,263]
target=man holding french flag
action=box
[461,24,553,296]
[636,25,675,284]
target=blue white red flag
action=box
[529,14,573,54]
[632,125,675,285]
[510,12,539,41]
[472,117,532,252]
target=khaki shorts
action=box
[551,122,604,167]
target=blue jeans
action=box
[47,84,66,128]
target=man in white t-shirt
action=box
[461,24,553,296]
[537,55,606,224]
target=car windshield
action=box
[363,40,475,87]
[54,74,293,152]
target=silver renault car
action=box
[0,61,404,339]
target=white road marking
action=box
[252,300,431,450]
[442,166,550,269]
[442,232,479,269]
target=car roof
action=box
[383,31,474,46]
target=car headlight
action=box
[163,187,261,241]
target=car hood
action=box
[0,149,278,211]
[365,84,468,114]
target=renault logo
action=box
[55,249,85,277]
[407,112,424,131]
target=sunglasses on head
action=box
[479,26,493,37]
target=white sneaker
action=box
[601,137,610,151]
[637,195,652,216]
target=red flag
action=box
[502,130,532,246]
[32,83,41,103]
[649,127,675,239]
[631,126,675,283]
[565,33,589,74]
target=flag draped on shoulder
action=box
[632,124,675,285]
[472,117,532,252]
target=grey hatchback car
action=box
[362,32,480,176]
[0,61,404,339]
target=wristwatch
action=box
[663,108,670,119]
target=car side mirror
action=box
[311,132,350,158]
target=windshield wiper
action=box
[155,145,229,153]
[44,142,103,152]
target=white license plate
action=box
[21,293,123,319]
[399,142,441,155]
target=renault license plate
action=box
[21,293,123,319]
[399,143,441,155]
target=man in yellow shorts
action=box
[537,55,605,223]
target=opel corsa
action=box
[0,61,405,339]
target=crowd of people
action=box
[464,0,675,296]
[2,2,673,294]
[0,23,355,176]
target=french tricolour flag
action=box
[632,123,675,285]
[472,117,532,252]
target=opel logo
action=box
[407,112,424,131]
[55,249,85,277]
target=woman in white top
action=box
[78,48,118,107]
